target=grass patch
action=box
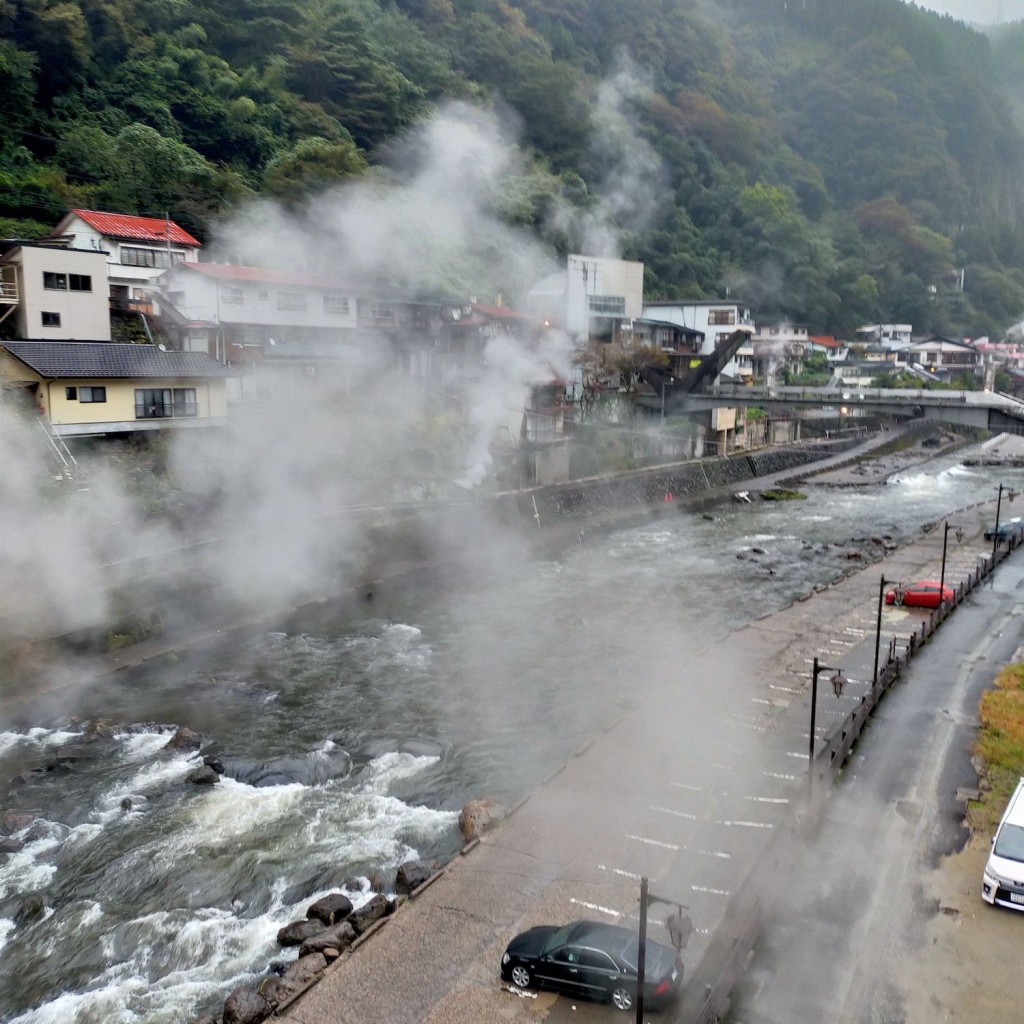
[971,662,1024,830]
[761,488,806,501]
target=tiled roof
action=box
[808,335,843,348]
[2,341,235,379]
[64,210,201,247]
[177,262,351,290]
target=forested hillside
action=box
[2,0,1024,337]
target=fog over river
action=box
[1,449,1022,1023]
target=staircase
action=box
[36,419,85,482]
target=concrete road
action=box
[727,548,1024,1024]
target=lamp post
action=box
[635,878,688,1024]
[992,484,1018,561]
[873,574,893,689]
[939,521,964,603]
[808,656,845,793]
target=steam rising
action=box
[0,80,662,655]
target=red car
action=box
[885,580,954,608]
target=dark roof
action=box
[2,341,235,379]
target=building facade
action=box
[49,209,202,314]
[0,244,112,341]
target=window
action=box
[221,286,244,304]
[173,388,197,417]
[41,311,61,327]
[323,294,350,315]
[577,950,617,971]
[366,305,394,320]
[121,247,181,268]
[69,274,91,292]
[278,291,307,311]
[135,387,197,419]
[43,272,67,290]
[258,289,269,301]
[588,295,626,316]
[80,386,106,403]
[708,309,736,325]
[65,386,77,400]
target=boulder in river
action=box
[0,836,25,854]
[223,985,272,1024]
[277,919,326,947]
[14,893,47,924]
[306,892,352,926]
[256,975,297,1008]
[166,726,202,750]
[459,797,506,841]
[298,920,356,958]
[349,893,392,934]
[185,766,220,786]
[281,951,327,986]
[395,860,434,895]
[2,811,37,832]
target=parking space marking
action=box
[686,847,731,859]
[786,751,807,759]
[651,805,699,820]
[716,819,773,829]
[597,864,642,880]
[691,884,730,896]
[743,795,789,804]
[751,697,772,705]
[626,833,680,850]
[769,684,801,694]
[569,898,621,918]
[670,782,703,792]
[762,770,797,780]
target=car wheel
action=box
[510,964,533,990]
[610,984,634,1011]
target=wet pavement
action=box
[278,490,1008,1024]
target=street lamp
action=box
[992,483,1018,560]
[939,521,964,603]
[809,656,845,787]
[635,877,688,1024]
[873,574,895,688]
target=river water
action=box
[2,449,1022,1023]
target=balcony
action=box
[0,271,17,304]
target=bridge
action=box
[679,383,1024,433]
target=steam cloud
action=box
[0,76,665,655]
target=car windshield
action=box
[541,923,577,956]
[994,822,1024,863]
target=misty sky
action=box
[915,0,1024,23]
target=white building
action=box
[49,209,202,314]
[641,299,755,378]
[0,243,111,341]
[527,254,644,343]
[856,323,912,347]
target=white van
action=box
[982,777,1024,910]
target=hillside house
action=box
[0,341,234,437]
[893,336,980,378]
[0,243,111,341]
[49,210,201,315]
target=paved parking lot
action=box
[279,505,997,1024]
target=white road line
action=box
[651,805,698,820]
[751,697,772,705]
[569,898,621,917]
[670,782,703,792]
[687,848,731,859]
[626,833,680,850]
[769,684,801,694]
[762,770,797,780]
[691,884,730,896]
[716,819,774,829]
[786,751,807,759]
[744,795,789,804]
[597,864,642,880]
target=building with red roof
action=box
[49,209,202,315]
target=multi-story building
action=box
[527,254,644,344]
[0,242,111,341]
[641,299,755,379]
[49,209,202,315]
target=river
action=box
[1,448,1022,1023]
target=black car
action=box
[500,919,683,1012]
[984,518,1023,542]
